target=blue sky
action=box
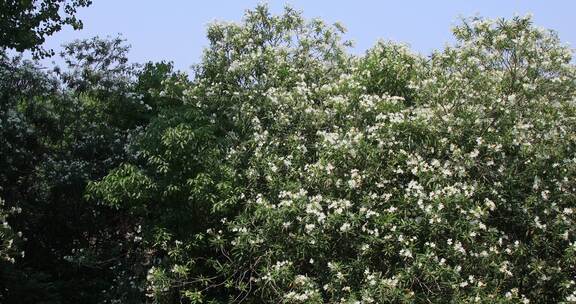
[40,1,576,71]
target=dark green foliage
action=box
[0,0,92,58]
[0,38,180,302]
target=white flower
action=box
[469,149,479,158]
[305,223,316,233]
[340,223,351,232]
[541,190,550,201]
[399,248,413,258]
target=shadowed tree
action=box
[0,0,92,58]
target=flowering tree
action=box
[1,3,575,303]
[89,6,576,304]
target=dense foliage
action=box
[0,35,179,302]
[2,4,576,303]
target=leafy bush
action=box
[88,6,576,304]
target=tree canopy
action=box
[1,4,576,304]
[0,0,92,57]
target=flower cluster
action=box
[89,7,576,303]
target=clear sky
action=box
[39,0,576,72]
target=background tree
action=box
[0,37,181,302]
[0,0,92,58]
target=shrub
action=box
[87,7,576,303]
